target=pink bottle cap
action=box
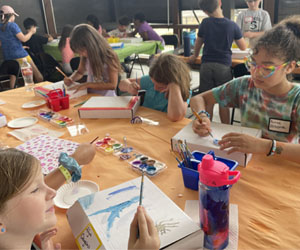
[198,154,240,187]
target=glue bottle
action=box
[198,154,240,250]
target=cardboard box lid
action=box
[79,96,139,111]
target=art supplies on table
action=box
[34,81,87,100]
[46,88,69,111]
[0,113,7,127]
[78,96,140,119]
[36,109,73,128]
[94,135,167,176]
[177,150,238,191]
[171,121,262,167]
[8,124,64,142]
[16,135,79,174]
[67,176,200,250]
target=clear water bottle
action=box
[21,58,34,91]
[198,154,240,250]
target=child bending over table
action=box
[58,24,74,75]
[0,144,160,250]
[190,15,300,162]
[118,53,192,122]
[63,24,122,96]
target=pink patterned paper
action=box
[16,135,79,174]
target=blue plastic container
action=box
[178,150,238,191]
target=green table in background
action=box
[43,40,163,62]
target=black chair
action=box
[0,60,21,91]
[38,52,65,82]
[161,34,179,49]
[70,57,80,72]
[230,63,250,124]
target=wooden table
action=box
[0,84,299,249]
[178,55,300,75]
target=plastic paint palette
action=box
[37,109,73,128]
[95,137,123,153]
[95,136,167,176]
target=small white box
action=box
[78,96,140,119]
[171,121,262,167]
[231,48,250,59]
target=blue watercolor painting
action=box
[78,193,96,210]
[107,185,138,200]
[88,196,139,238]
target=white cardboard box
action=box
[34,81,87,99]
[231,48,250,59]
[78,96,140,119]
[120,37,143,43]
[171,121,262,167]
[67,176,199,250]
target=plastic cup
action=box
[60,94,70,109]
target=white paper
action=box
[67,177,200,250]
[82,96,135,108]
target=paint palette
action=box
[129,155,166,176]
[37,109,74,128]
[94,136,123,153]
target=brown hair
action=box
[70,24,122,81]
[149,54,191,101]
[198,0,219,14]
[58,24,74,51]
[0,148,39,213]
[252,15,300,63]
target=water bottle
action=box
[198,154,240,250]
[183,35,191,57]
[21,58,34,92]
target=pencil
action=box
[139,171,145,206]
[191,108,214,139]
[90,136,99,144]
[73,99,88,107]
[55,66,68,78]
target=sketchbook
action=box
[67,176,200,250]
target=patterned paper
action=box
[16,135,79,174]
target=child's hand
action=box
[128,206,160,250]
[192,117,212,137]
[40,228,61,250]
[218,133,271,155]
[70,143,96,165]
[63,77,74,86]
[69,83,88,93]
[243,31,255,39]
[30,26,37,35]
[119,79,140,95]
[128,81,140,95]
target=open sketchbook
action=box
[67,176,200,250]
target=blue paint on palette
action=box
[107,185,137,197]
[88,196,139,238]
[78,193,96,210]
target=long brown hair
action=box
[58,24,74,51]
[70,24,122,81]
[0,148,39,213]
[149,53,191,101]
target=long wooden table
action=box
[0,84,300,249]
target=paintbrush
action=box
[55,66,68,78]
[191,108,214,139]
[139,170,145,206]
[90,136,99,144]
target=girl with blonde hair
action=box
[64,24,122,96]
[119,53,191,121]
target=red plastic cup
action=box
[49,98,61,111]
[60,94,70,109]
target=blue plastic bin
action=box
[178,150,238,191]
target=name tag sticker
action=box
[268,118,291,134]
[244,16,253,23]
